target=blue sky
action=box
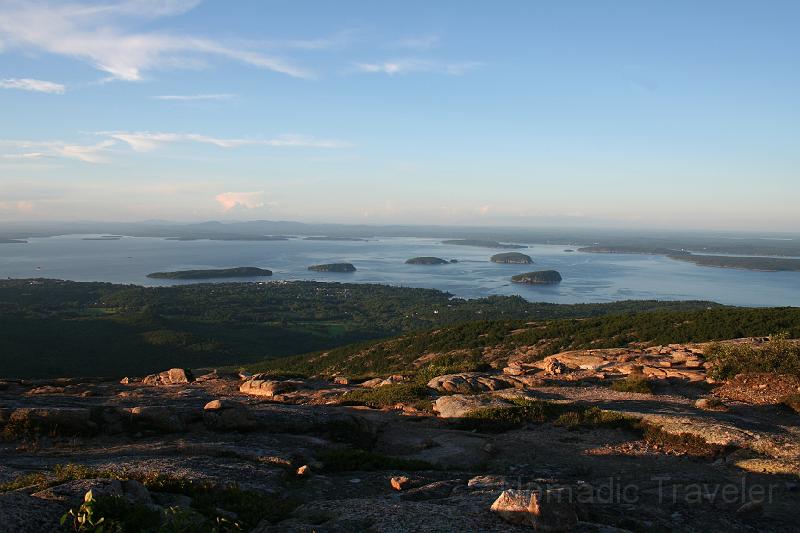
[0,0,798,230]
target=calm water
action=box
[1,235,799,306]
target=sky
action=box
[0,0,798,230]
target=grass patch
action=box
[340,383,430,409]
[458,398,562,432]
[610,375,653,394]
[317,448,435,472]
[705,334,800,380]
[554,407,640,431]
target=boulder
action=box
[399,480,461,501]
[5,408,95,437]
[543,359,568,375]
[433,394,512,419]
[360,378,385,388]
[128,406,186,433]
[239,379,297,398]
[390,476,411,491]
[490,489,578,531]
[203,399,257,431]
[427,373,517,394]
[143,368,194,386]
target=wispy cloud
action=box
[0,77,65,93]
[0,0,312,81]
[215,191,265,211]
[0,139,115,163]
[151,93,235,101]
[355,58,481,76]
[390,34,440,50]
[103,131,353,151]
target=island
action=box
[490,252,533,264]
[303,236,367,242]
[147,267,273,279]
[578,245,690,256]
[668,254,800,272]
[82,235,123,241]
[564,249,575,252]
[405,257,454,265]
[511,270,563,285]
[442,239,527,249]
[0,238,27,244]
[165,235,290,241]
[308,263,357,273]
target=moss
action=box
[317,448,435,472]
[341,383,431,408]
[610,376,653,394]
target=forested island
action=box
[578,245,690,256]
[511,270,563,284]
[669,254,800,272]
[405,257,453,265]
[165,235,290,241]
[442,239,527,249]
[490,252,533,264]
[0,239,27,244]
[147,267,273,279]
[308,263,357,272]
[303,236,367,242]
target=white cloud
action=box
[0,139,115,163]
[355,58,481,76]
[215,191,265,211]
[151,93,235,101]
[0,0,312,81]
[0,77,65,93]
[103,131,353,151]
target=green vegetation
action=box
[1,464,295,532]
[458,398,561,432]
[146,267,273,279]
[511,270,562,285]
[610,375,654,394]
[316,448,435,472]
[442,239,526,249]
[490,252,533,264]
[0,279,722,378]
[307,263,356,272]
[405,257,451,265]
[554,407,639,430]
[250,306,800,379]
[578,245,689,256]
[341,383,431,409]
[704,335,800,380]
[669,254,800,272]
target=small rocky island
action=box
[308,263,357,273]
[442,239,526,249]
[511,269,563,285]
[405,257,455,265]
[490,252,533,264]
[147,267,273,279]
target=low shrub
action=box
[554,407,639,431]
[705,334,800,380]
[610,376,653,394]
[458,398,562,432]
[783,394,800,414]
[340,383,430,409]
